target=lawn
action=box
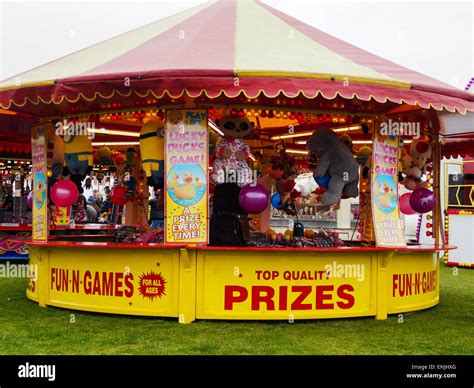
[0,264,472,355]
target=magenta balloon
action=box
[399,193,416,215]
[27,191,33,209]
[239,183,270,214]
[50,180,79,207]
[409,188,434,214]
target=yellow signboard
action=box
[46,248,179,316]
[388,251,439,313]
[196,250,376,320]
[165,110,208,244]
[371,120,406,247]
[31,125,48,241]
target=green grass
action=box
[0,264,473,355]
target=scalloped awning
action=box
[1,0,473,115]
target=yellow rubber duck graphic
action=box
[194,176,204,188]
[35,182,45,204]
[167,172,179,190]
[174,172,196,200]
[375,182,396,208]
[139,118,165,186]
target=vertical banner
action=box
[31,125,48,241]
[371,120,406,247]
[165,110,208,244]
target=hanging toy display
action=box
[293,172,318,196]
[400,140,432,191]
[62,131,93,177]
[307,127,359,205]
[356,145,372,180]
[97,146,114,165]
[124,147,137,169]
[139,118,165,188]
[268,141,299,213]
[339,133,353,153]
[125,175,138,195]
[212,114,254,187]
[210,113,255,246]
[47,128,64,179]
[251,151,265,178]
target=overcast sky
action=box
[0,0,472,90]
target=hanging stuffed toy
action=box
[339,133,353,153]
[307,127,359,205]
[400,140,432,191]
[63,132,93,176]
[47,128,64,179]
[210,114,254,246]
[212,114,254,187]
[139,118,165,187]
[356,145,372,179]
[97,146,114,165]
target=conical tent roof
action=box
[0,0,472,114]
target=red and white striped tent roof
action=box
[0,0,473,116]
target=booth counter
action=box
[26,241,453,323]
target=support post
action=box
[178,248,196,323]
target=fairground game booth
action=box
[0,1,472,322]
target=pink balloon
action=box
[50,180,79,207]
[239,183,270,214]
[27,191,33,209]
[399,193,416,215]
[409,188,435,214]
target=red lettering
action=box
[93,272,101,295]
[61,269,68,292]
[251,286,275,310]
[392,274,399,297]
[124,274,134,298]
[72,270,79,293]
[279,286,288,310]
[102,272,114,296]
[115,273,124,297]
[291,286,312,310]
[224,285,248,310]
[336,284,355,309]
[84,271,92,295]
[315,285,334,309]
[50,268,56,290]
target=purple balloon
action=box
[409,188,434,214]
[239,183,270,214]
[27,191,33,209]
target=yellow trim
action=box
[236,70,411,89]
[0,86,472,115]
[0,80,55,92]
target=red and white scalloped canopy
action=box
[0,0,473,115]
